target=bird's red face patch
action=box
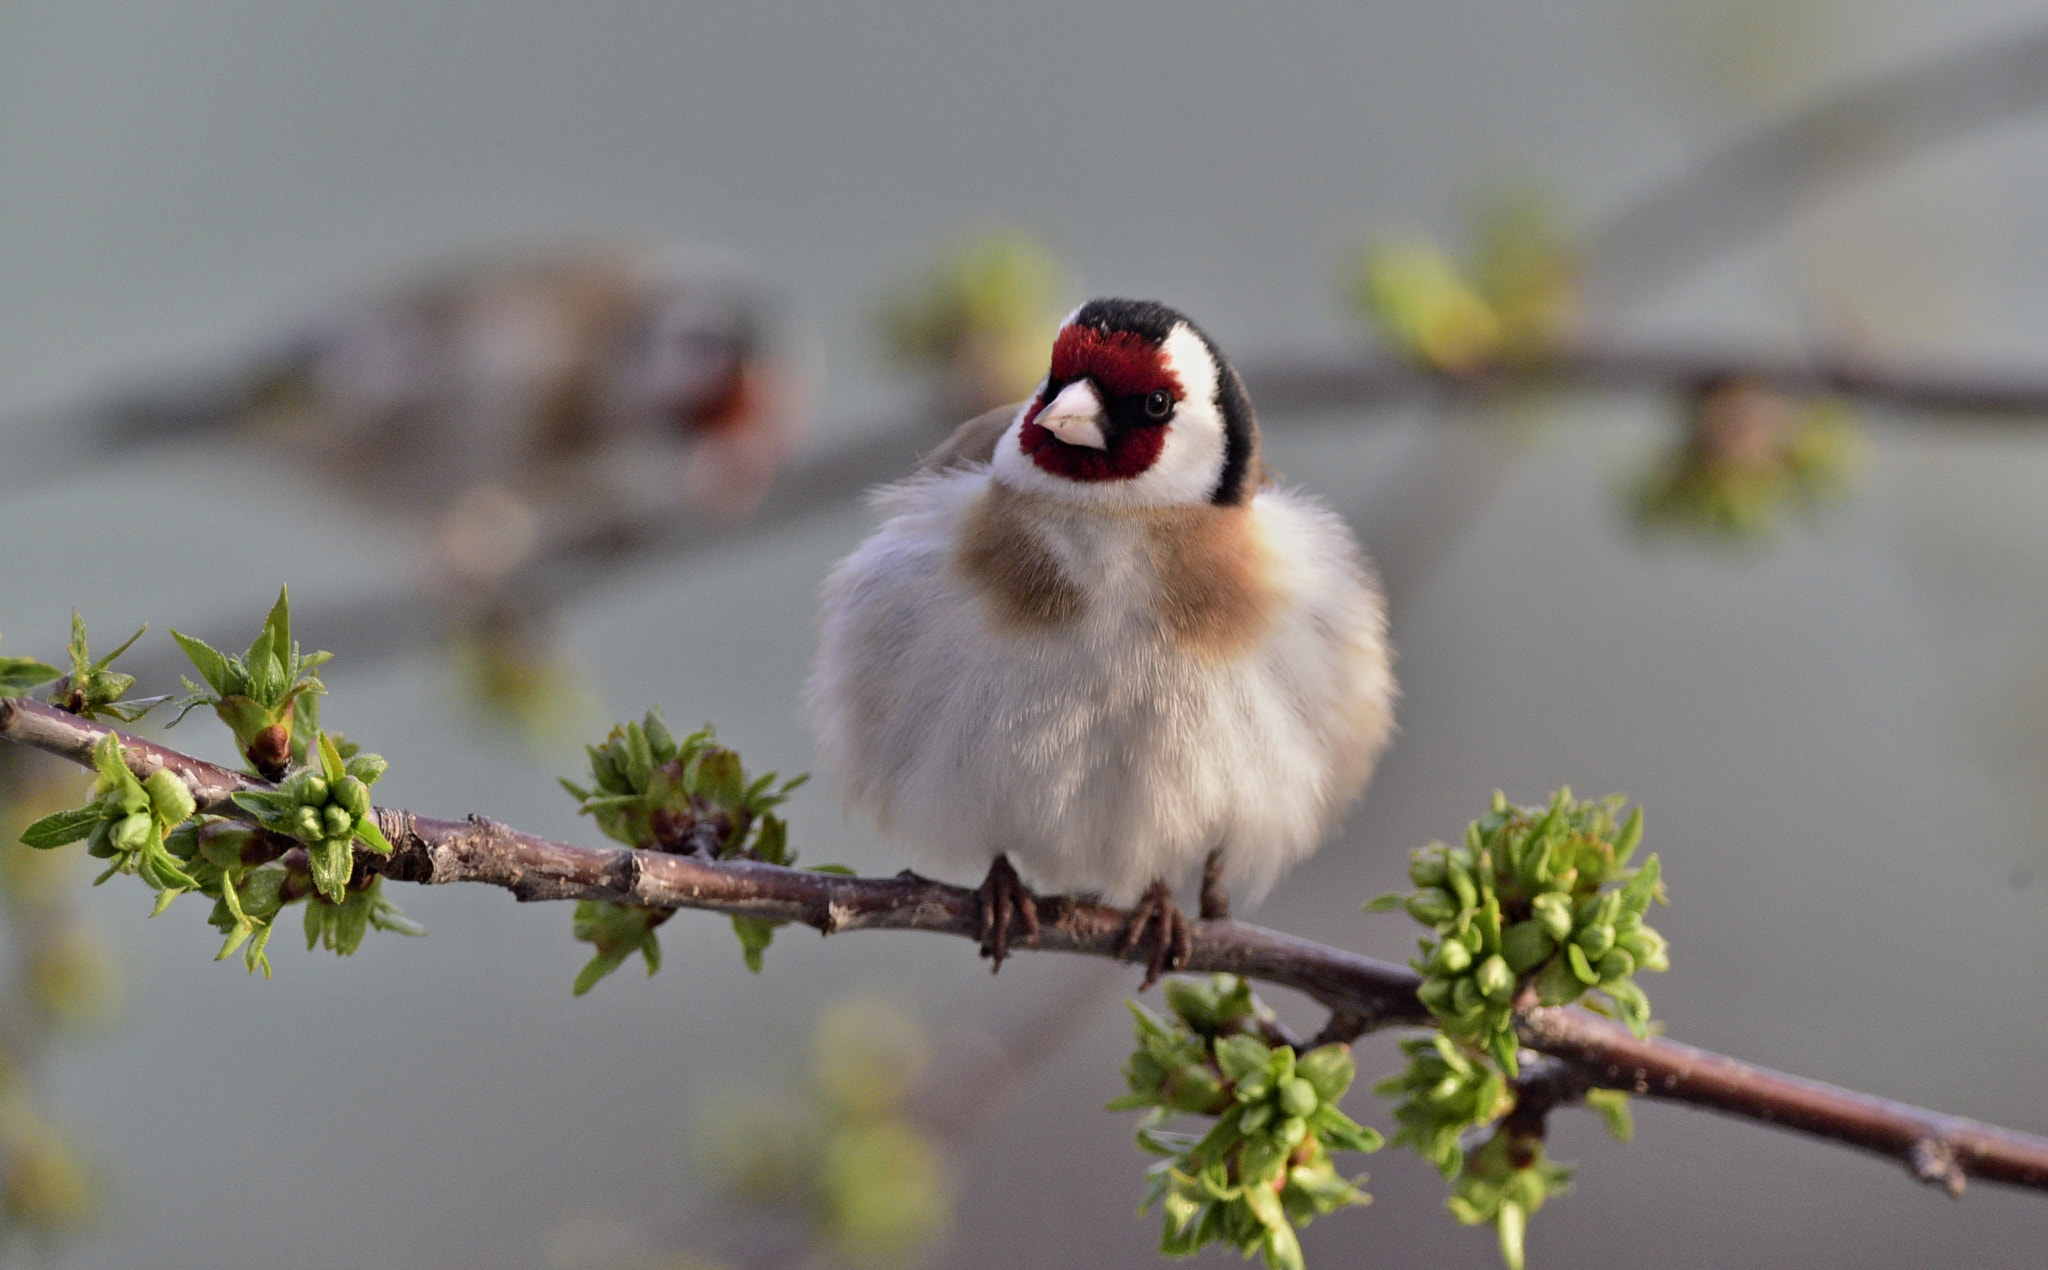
[1021,325,1181,482]
[1046,326,1179,399]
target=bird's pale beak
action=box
[1033,379,1108,450]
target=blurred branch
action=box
[93,333,2048,699]
[1581,24,2048,308]
[1246,343,2048,420]
[5,696,2045,1199]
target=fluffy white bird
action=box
[807,298,1394,982]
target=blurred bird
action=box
[242,246,806,529]
[84,246,809,737]
[808,299,1395,984]
[97,245,809,587]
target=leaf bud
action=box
[322,805,356,839]
[1445,863,1478,911]
[1165,1068,1228,1114]
[111,812,153,853]
[1278,1077,1319,1118]
[1499,920,1555,974]
[1274,1115,1309,1151]
[1474,954,1514,1004]
[1416,977,1455,1013]
[1531,894,1573,942]
[1573,923,1616,958]
[1450,974,1483,1017]
[1596,947,1636,983]
[247,724,292,781]
[300,775,329,806]
[1566,943,1599,986]
[1619,927,1667,971]
[332,776,371,818]
[295,805,324,840]
[144,769,196,825]
[1406,887,1459,925]
[1409,851,1449,888]
[1431,939,1473,976]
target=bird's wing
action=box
[917,402,1025,473]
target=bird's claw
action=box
[977,854,1040,971]
[1117,880,1193,991]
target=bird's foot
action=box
[1116,880,1193,991]
[1199,849,1231,922]
[977,854,1040,972]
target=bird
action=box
[96,244,809,535]
[806,298,1395,985]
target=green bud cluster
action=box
[49,614,166,723]
[563,710,816,989]
[231,733,392,903]
[1446,1126,1574,1270]
[169,819,297,975]
[1368,788,1666,1074]
[1364,789,1669,1269]
[1373,1034,1514,1177]
[1351,191,1575,375]
[1110,976,1382,1270]
[877,232,1066,409]
[170,587,330,779]
[1635,390,1859,543]
[21,735,200,910]
[19,730,416,976]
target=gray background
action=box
[5,2,2048,1267]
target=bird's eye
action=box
[1143,389,1174,420]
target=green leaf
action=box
[91,621,149,674]
[1310,1106,1383,1155]
[572,950,628,996]
[1215,1034,1272,1083]
[317,732,346,785]
[1361,892,1407,912]
[1584,1088,1634,1142]
[352,815,393,856]
[624,723,654,792]
[262,586,292,657]
[1611,805,1643,868]
[0,642,63,696]
[19,806,101,850]
[1497,1199,1527,1270]
[169,630,232,697]
[333,893,370,954]
[732,915,782,972]
[1620,853,1663,915]
[1295,1046,1355,1104]
[1565,943,1598,985]
[91,734,144,805]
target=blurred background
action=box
[5,2,2048,1266]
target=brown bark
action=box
[4,695,2046,1198]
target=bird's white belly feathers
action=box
[807,468,1393,907]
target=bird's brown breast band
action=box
[955,484,1087,630]
[954,484,1277,654]
[1142,504,1278,657]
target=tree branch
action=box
[4,695,2045,1198]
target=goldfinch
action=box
[808,299,1394,983]
[145,245,809,529]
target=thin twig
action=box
[1580,24,2048,309]
[3,695,2045,1197]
